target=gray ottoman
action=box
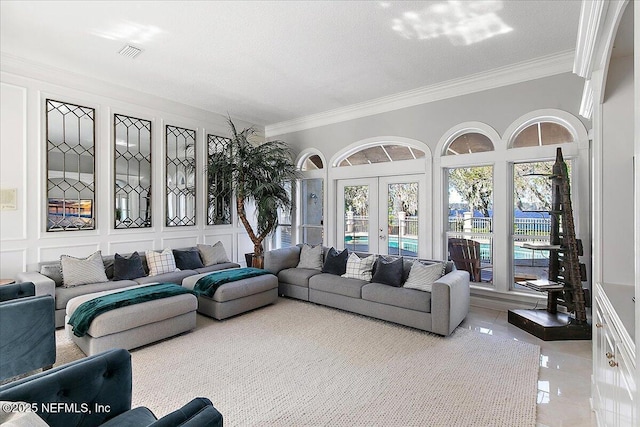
[182,271,278,320]
[65,284,197,356]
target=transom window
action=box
[445,132,494,155]
[512,122,574,148]
[338,144,425,167]
[301,155,323,171]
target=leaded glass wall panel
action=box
[166,125,196,226]
[207,134,232,225]
[114,114,152,229]
[46,99,95,231]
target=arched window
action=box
[337,144,426,167]
[438,126,500,285]
[504,114,584,293]
[511,122,575,148]
[445,132,494,155]
[301,154,324,171]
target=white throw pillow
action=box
[341,253,376,281]
[296,244,323,270]
[146,248,178,276]
[60,251,108,287]
[403,261,445,292]
[197,242,230,266]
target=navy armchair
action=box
[0,348,223,427]
[0,282,56,381]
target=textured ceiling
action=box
[0,1,582,127]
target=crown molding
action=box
[573,0,606,78]
[265,50,575,137]
[579,79,594,119]
[0,52,259,130]
[573,0,629,79]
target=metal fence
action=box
[448,216,550,235]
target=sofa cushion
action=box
[403,261,445,293]
[113,252,146,281]
[278,268,322,288]
[100,407,157,427]
[342,253,376,281]
[134,270,196,285]
[296,244,323,270]
[195,262,241,274]
[173,249,205,270]
[362,283,432,313]
[145,249,178,276]
[371,256,404,287]
[321,248,348,276]
[309,273,368,298]
[55,280,138,310]
[60,251,109,288]
[40,263,63,287]
[65,286,197,338]
[197,242,230,266]
[208,274,278,303]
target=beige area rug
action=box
[55,298,539,426]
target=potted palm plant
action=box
[209,119,298,268]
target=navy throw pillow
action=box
[173,249,205,270]
[113,252,146,281]
[322,247,349,275]
[372,256,404,287]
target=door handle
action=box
[379,235,386,240]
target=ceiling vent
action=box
[118,45,143,59]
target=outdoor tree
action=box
[388,183,418,215]
[513,162,556,211]
[344,185,369,215]
[448,166,493,217]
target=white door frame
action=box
[337,173,427,257]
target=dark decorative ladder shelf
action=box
[508,148,591,341]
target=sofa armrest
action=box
[430,270,470,336]
[0,348,132,427]
[16,272,55,300]
[0,282,35,302]
[0,294,55,381]
[150,397,223,427]
[264,246,301,275]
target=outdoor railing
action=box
[447,216,551,235]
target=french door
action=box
[337,174,426,256]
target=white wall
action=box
[275,73,589,161]
[275,72,591,303]
[601,54,635,286]
[0,64,258,279]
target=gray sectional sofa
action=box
[17,248,240,328]
[264,246,470,336]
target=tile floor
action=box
[461,305,596,427]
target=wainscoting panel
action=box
[108,240,156,255]
[0,83,27,241]
[0,248,27,280]
[203,233,234,261]
[161,235,199,249]
[39,244,101,263]
[236,234,254,267]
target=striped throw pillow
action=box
[403,261,445,292]
[60,251,108,287]
[341,253,376,281]
[146,248,178,276]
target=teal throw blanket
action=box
[194,267,270,298]
[68,283,193,337]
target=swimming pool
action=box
[344,236,550,261]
